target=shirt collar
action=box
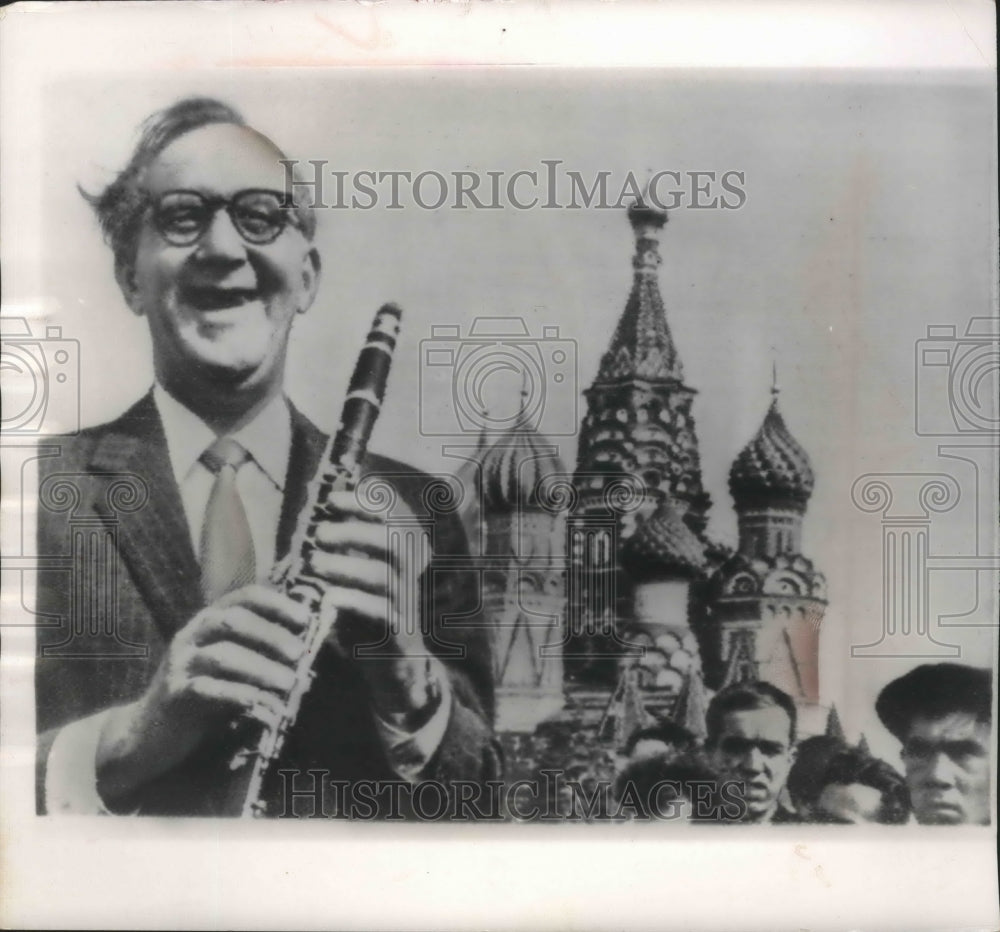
[152,383,291,492]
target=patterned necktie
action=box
[199,437,256,602]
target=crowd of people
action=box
[612,662,992,825]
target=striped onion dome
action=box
[481,409,567,514]
[729,394,815,511]
[621,496,705,581]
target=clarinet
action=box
[235,302,402,817]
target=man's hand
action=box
[94,489,438,807]
[308,489,438,724]
[95,585,309,807]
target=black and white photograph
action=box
[1,2,996,929]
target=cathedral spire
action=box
[672,668,709,741]
[595,197,684,384]
[825,704,846,742]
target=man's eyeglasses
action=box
[149,189,303,247]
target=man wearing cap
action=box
[876,663,992,826]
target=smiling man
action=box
[34,97,498,817]
[706,681,799,824]
[876,663,992,826]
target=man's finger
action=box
[321,585,392,626]
[323,489,388,524]
[216,584,311,632]
[194,606,306,666]
[307,551,393,596]
[191,642,298,697]
[187,676,286,723]
[313,519,397,559]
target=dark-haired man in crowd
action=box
[705,681,799,823]
[791,744,911,824]
[614,753,725,823]
[876,663,991,825]
[35,97,498,816]
[785,734,846,820]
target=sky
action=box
[22,67,998,765]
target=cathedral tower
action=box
[702,380,827,731]
[459,400,568,732]
[569,199,710,677]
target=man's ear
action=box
[296,247,322,315]
[114,259,143,317]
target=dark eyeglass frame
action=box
[148,188,304,247]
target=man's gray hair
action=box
[81,96,316,275]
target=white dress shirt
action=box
[44,385,451,813]
[154,382,290,576]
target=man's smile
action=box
[181,284,261,312]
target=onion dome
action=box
[729,393,815,511]
[481,408,567,514]
[621,496,706,582]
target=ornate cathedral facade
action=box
[453,196,829,757]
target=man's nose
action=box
[197,210,248,261]
[922,751,958,787]
[742,748,765,773]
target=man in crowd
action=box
[35,97,498,816]
[614,753,724,822]
[621,720,696,765]
[876,663,991,826]
[705,681,799,823]
[785,734,846,820]
[789,743,910,824]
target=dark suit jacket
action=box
[35,392,499,816]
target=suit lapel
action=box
[276,404,329,561]
[89,392,204,639]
